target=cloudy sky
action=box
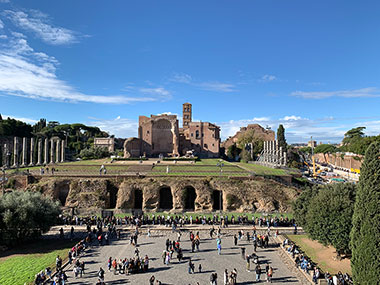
[1,0,380,143]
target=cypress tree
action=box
[277,124,287,151]
[350,142,380,283]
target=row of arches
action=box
[120,186,223,211]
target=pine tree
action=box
[277,124,287,151]
[350,142,380,283]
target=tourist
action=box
[224,269,228,285]
[144,255,149,272]
[241,247,246,260]
[246,254,251,272]
[198,263,202,273]
[234,234,238,246]
[217,237,222,255]
[98,267,105,282]
[188,258,193,274]
[149,275,155,285]
[267,266,273,283]
[210,272,218,285]
[165,252,171,265]
[255,264,262,282]
[162,250,166,264]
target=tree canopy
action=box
[0,191,61,246]
[277,124,287,151]
[350,142,380,282]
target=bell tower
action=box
[182,102,192,128]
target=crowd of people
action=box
[282,238,353,285]
[59,213,295,229]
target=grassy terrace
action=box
[0,240,75,285]
[5,158,296,177]
[287,234,351,275]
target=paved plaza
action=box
[63,230,308,284]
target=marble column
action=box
[44,138,48,165]
[61,140,65,163]
[29,137,35,166]
[21,137,27,167]
[13,137,19,168]
[50,139,54,164]
[56,139,60,163]
[279,146,283,166]
[37,139,42,165]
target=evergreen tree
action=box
[350,142,380,283]
[277,124,287,151]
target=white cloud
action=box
[170,73,192,84]
[0,34,159,104]
[4,9,78,45]
[217,116,349,143]
[3,114,38,124]
[0,35,7,39]
[198,82,235,92]
[0,0,10,3]
[87,116,139,138]
[291,87,380,99]
[260,74,277,82]
[170,73,236,92]
[139,87,171,97]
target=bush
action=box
[0,191,61,246]
[79,146,110,160]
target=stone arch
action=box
[212,190,223,211]
[159,186,173,210]
[183,186,197,210]
[107,181,118,209]
[134,188,143,209]
[58,184,70,206]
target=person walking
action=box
[267,266,273,283]
[217,237,222,255]
[80,261,85,277]
[255,264,261,282]
[234,234,238,246]
[224,269,228,285]
[188,259,193,274]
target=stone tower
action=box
[182,102,192,128]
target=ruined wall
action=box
[15,175,299,213]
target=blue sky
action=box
[1,0,380,143]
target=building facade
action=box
[94,137,115,152]
[124,103,220,158]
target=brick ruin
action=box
[124,103,221,158]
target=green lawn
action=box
[0,240,75,285]
[235,162,290,176]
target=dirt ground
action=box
[288,234,351,275]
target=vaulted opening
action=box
[159,186,173,210]
[134,189,143,209]
[183,186,196,210]
[212,190,223,211]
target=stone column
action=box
[13,137,18,168]
[44,138,48,165]
[29,137,35,166]
[21,137,27,167]
[50,139,54,164]
[56,139,60,163]
[279,146,283,166]
[37,139,42,165]
[61,140,65,162]
[283,151,287,166]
